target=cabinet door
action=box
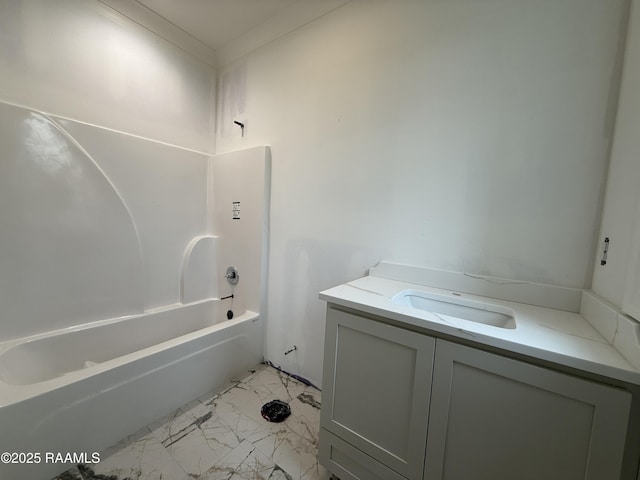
[623,195,640,321]
[319,429,407,480]
[424,340,631,480]
[321,307,435,479]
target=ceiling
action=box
[136,0,299,51]
[100,0,350,67]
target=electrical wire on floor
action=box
[262,360,320,390]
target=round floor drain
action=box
[261,400,291,422]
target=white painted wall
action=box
[216,0,629,385]
[0,0,215,152]
[592,0,640,309]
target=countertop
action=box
[320,275,640,386]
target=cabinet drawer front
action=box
[425,340,632,480]
[319,428,407,480]
[321,307,435,479]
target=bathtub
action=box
[0,299,263,480]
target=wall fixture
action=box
[225,266,239,285]
[601,237,610,266]
[233,120,245,137]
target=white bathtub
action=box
[0,299,263,480]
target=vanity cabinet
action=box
[425,340,631,480]
[320,307,434,480]
[320,305,633,480]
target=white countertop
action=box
[320,275,640,386]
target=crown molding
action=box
[97,0,217,67]
[216,0,350,68]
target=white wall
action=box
[216,0,629,385]
[0,103,212,341]
[58,119,210,311]
[592,0,640,309]
[211,146,271,317]
[0,1,217,341]
[0,0,215,152]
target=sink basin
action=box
[391,289,516,329]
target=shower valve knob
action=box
[225,266,239,285]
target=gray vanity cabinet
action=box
[320,307,435,480]
[424,340,631,480]
[320,305,633,480]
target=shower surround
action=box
[0,101,270,480]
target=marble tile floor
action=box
[53,364,332,480]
